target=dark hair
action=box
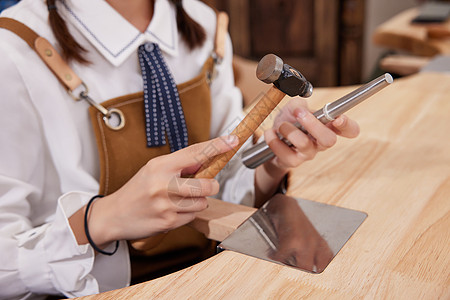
[171,0,206,50]
[47,0,89,64]
[47,0,206,64]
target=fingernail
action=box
[226,135,239,146]
[295,107,307,119]
[334,116,345,127]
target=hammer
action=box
[241,72,394,169]
[131,54,312,252]
[194,54,312,178]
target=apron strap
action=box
[0,12,228,91]
[0,17,83,92]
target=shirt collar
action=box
[59,0,179,66]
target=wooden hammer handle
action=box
[194,86,286,179]
[214,12,229,61]
[131,81,285,252]
[131,12,232,253]
[131,87,285,252]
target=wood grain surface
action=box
[380,54,430,76]
[77,72,450,299]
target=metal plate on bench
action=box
[218,194,367,273]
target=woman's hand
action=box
[265,98,360,172]
[254,98,360,206]
[84,135,238,247]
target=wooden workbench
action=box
[78,72,450,299]
[373,7,450,57]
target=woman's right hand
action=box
[84,135,238,248]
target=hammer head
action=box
[256,54,313,98]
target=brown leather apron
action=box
[89,59,217,281]
[0,17,219,280]
[90,58,213,196]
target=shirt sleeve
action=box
[0,42,129,299]
[15,192,130,298]
[209,34,256,207]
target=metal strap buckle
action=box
[68,82,125,130]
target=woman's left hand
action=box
[264,97,360,173]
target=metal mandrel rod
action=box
[241,73,393,169]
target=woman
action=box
[0,0,359,298]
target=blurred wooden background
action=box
[203,0,365,87]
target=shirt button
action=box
[145,42,154,52]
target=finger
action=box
[278,122,316,160]
[172,212,198,228]
[265,129,306,168]
[180,163,202,177]
[329,115,360,138]
[169,135,239,170]
[273,98,308,130]
[294,107,337,149]
[171,197,208,213]
[168,177,219,198]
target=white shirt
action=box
[0,0,255,298]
